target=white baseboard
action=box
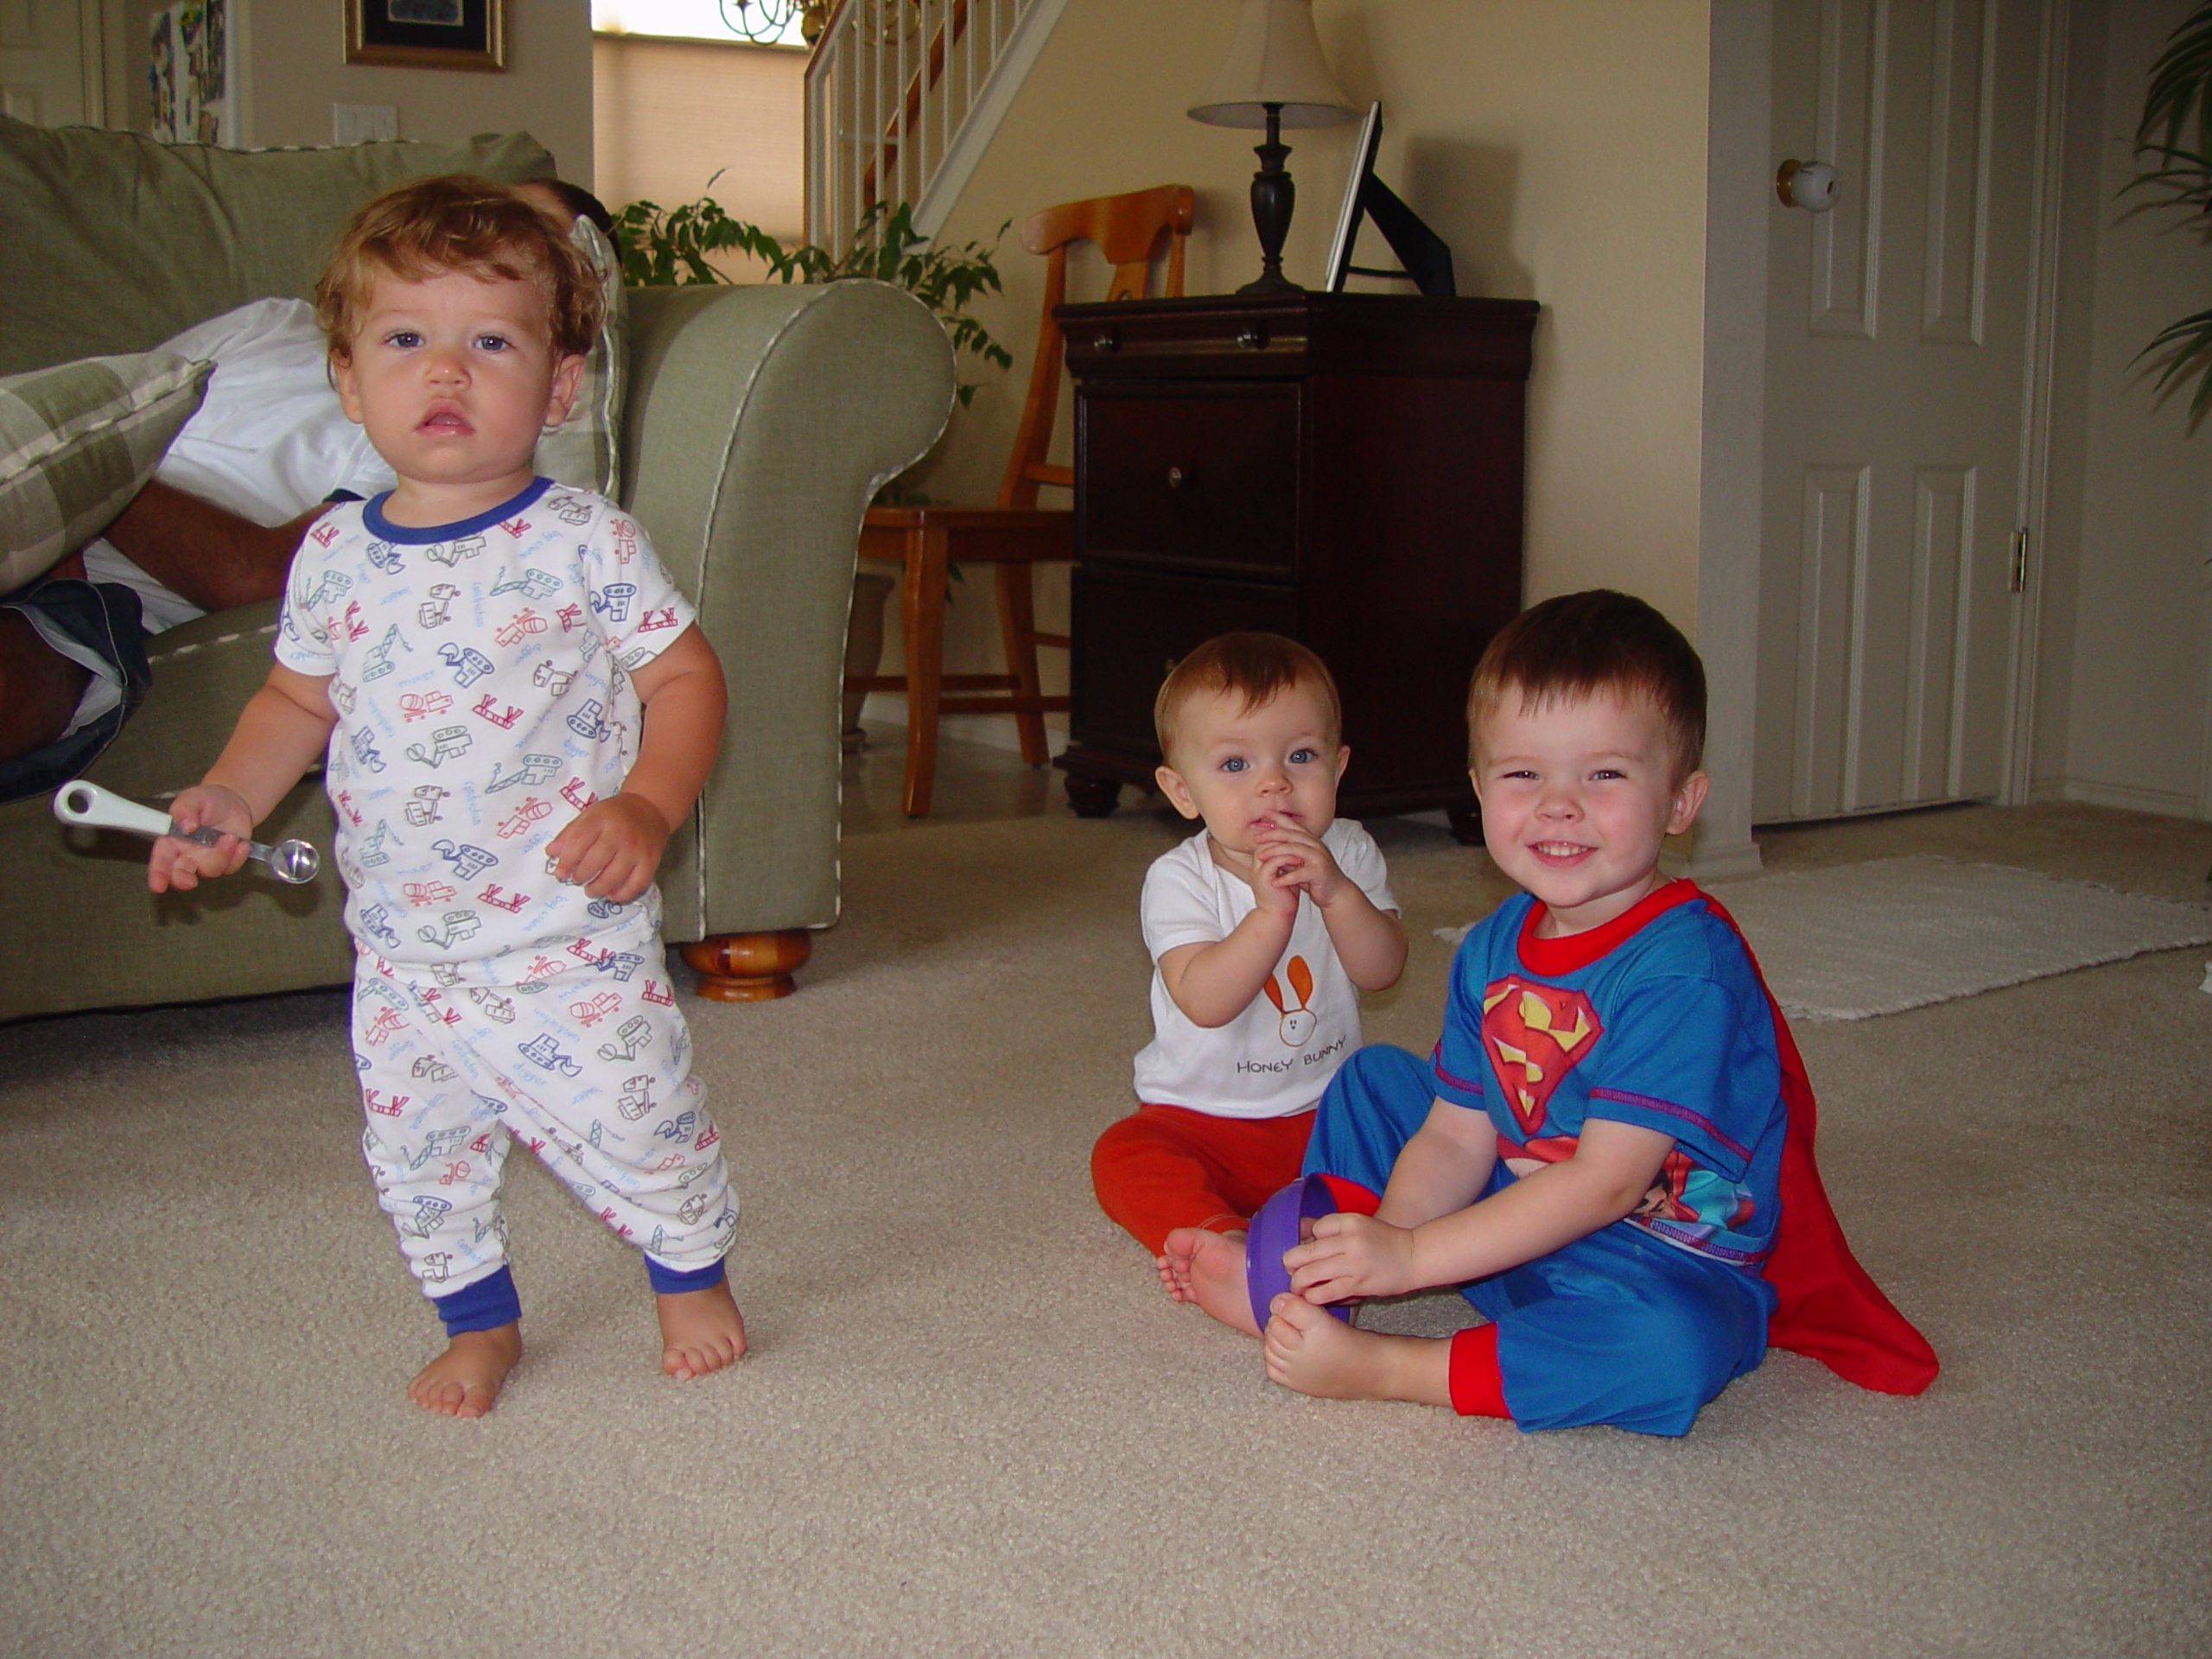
[2056,776,2208,821]
[1669,837,1766,883]
[858,694,1071,759]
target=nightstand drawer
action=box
[1077,385,1299,576]
[1070,565,1300,760]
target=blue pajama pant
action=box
[1302,1045,1774,1436]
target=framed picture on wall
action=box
[344,0,505,73]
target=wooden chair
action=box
[849,183,1195,817]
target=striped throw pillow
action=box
[1,351,213,594]
[533,215,628,501]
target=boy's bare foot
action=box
[657,1279,747,1380]
[1256,1292,1459,1407]
[1159,1226,1261,1337]
[1262,1294,1453,1406]
[407,1323,522,1419]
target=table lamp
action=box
[1189,0,1358,295]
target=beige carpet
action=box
[1,802,2207,1658]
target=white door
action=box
[1754,0,2047,822]
[0,0,96,127]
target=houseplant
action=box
[2128,0,2212,417]
[610,187,1011,404]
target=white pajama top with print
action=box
[276,478,734,1294]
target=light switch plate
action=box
[333,104,399,143]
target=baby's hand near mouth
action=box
[1255,818,1348,906]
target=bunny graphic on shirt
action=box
[1262,956,1318,1046]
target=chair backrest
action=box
[997,183,1195,510]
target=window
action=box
[592,0,805,270]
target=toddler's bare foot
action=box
[407,1323,522,1419]
[657,1278,747,1380]
[1158,1226,1215,1302]
[1262,1294,1452,1406]
[1160,1226,1260,1336]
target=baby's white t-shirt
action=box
[1132,819,1397,1120]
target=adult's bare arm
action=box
[100,480,321,612]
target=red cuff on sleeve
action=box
[1317,1175,1382,1217]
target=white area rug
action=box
[1440,857,2212,1020]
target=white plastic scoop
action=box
[52,779,321,884]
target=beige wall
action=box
[119,0,593,181]
[2038,0,2212,817]
[894,0,1715,728]
[593,35,804,249]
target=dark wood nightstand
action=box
[1050,292,1538,839]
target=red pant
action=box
[1090,1103,1314,1257]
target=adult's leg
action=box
[1091,1103,1313,1257]
[0,609,89,762]
[0,579,149,800]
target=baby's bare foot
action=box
[407,1323,522,1419]
[1159,1227,1261,1336]
[1158,1226,1218,1302]
[1262,1294,1452,1405]
[657,1279,747,1380]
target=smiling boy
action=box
[1218,591,1936,1434]
[1091,634,1406,1314]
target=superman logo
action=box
[1479,976,1603,1135]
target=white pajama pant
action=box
[349,947,736,1303]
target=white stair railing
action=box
[804,0,1071,255]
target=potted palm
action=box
[2128,1,2212,417]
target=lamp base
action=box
[1243,104,1299,296]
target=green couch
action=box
[0,119,955,1022]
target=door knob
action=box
[1776,159,1840,212]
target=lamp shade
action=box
[1188,0,1357,130]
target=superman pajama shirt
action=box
[1303,882,1789,1436]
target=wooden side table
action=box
[1050,292,1538,839]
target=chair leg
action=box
[995,562,1051,766]
[899,524,951,817]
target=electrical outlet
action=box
[333,104,399,144]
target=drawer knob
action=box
[1166,465,1192,490]
[1237,327,1264,349]
[1093,332,1119,352]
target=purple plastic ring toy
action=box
[1244,1173,1351,1330]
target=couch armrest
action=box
[619,280,955,943]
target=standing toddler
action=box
[149,175,744,1418]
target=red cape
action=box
[1692,884,1940,1395]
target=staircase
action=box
[804,0,1071,255]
